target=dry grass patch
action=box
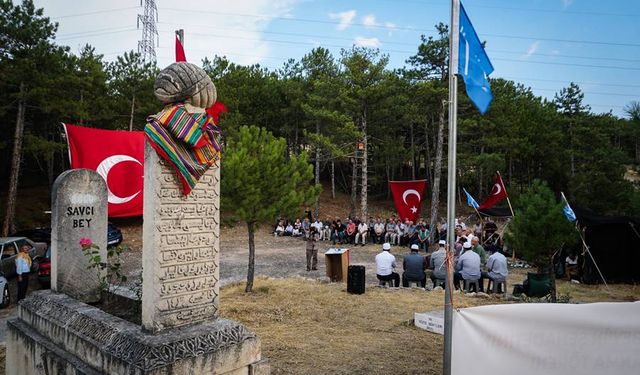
[220,277,500,375]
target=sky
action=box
[34,0,640,117]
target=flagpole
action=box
[444,1,459,374]
[498,171,515,217]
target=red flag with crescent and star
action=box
[479,172,508,210]
[389,180,427,222]
[63,123,144,218]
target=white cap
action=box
[411,244,419,250]
[438,240,446,245]
[383,243,391,250]
[463,242,472,249]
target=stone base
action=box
[6,291,269,375]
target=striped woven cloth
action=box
[145,104,221,195]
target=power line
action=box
[487,49,640,64]
[375,0,640,17]
[499,76,640,89]
[153,29,640,72]
[56,28,137,41]
[50,6,139,20]
[158,7,640,48]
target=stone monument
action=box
[141,145,220,333]
[6,62,269,374]
[50,169,108,303]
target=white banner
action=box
[452,302,640,375]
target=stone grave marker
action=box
[142,141,220,333]
[51,169,108,303]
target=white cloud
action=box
[384,21,397,36]
[363,14,376,28]
[37,0,300,67]
[562,0,574,8]
[354,36,380,48]
[329,10,357,31]
[522,41,540,59]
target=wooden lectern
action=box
[324,248,350,282]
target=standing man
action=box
[305,228,319,271]
[402,244,427,288]
[16,245,32,301]
[375,243,400,287]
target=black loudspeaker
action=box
[347,265,366,294]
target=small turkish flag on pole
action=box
[175,31,186,62]
[389,180,428,222]
[479,172,508,210]
[63,124,144,217]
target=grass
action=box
[220,276,501,375]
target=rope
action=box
[444,248,458,311]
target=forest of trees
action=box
[1,1,639,234]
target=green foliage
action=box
[221,125,321,224]
[505,180,578,269]
[81,240,128,293]
[0,2,638,224]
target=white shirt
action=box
[374,223,385,234]
[312,221,323,231]
[357,223,368,234]
[375,251,396,276]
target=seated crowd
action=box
[375,218,508,293]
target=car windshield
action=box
[2,244,16,258]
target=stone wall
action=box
[6,291,266,375]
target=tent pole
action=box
[575,223,609,291]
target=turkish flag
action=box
[63,124,144,217]
[479,172,508,210]
[175,34,186,62]
[389,180,428,222]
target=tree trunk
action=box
[314,122,321,220]
[350,153,357,218]
[478,145,484,196]
[245,221,256,293]
[424,118,432,185]
[47,148,54,187]
[360,111,368,220]
[331,160,335,199]
[2,82,26,236]
[410,122,415,180]
[386,162,391,200]
[294,121,299,155]
[428,101,446,243]
[129,93,136,131]
[636,138,640,163]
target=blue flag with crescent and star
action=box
[458,2,494,114]
[561,192,577,222]
[463,188,480,209]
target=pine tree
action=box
[221,126,320,292]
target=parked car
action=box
[107,222,123,247]
[9,227,51,244]
[0,237,46,277]
[35,246,51,288]
[10,222,123,248]
[0,273,9,308]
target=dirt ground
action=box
[1,186,638,374]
